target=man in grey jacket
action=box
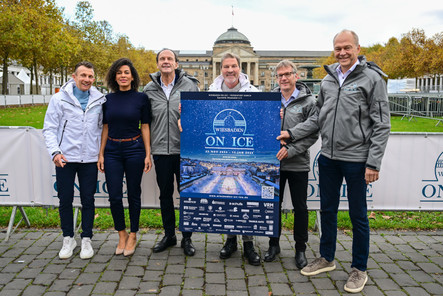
[43,61,105,260]
[143,49,199,256]
[278,30,390,293]
[208,52,261,266]
[264,60,318,269]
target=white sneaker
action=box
[80,237,94,259]
[59,236,77,259]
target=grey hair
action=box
[275,60,297,73]
[220,53,240,68]
[333,29,359,46]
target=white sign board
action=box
[0,128,442,210]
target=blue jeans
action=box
[104,138,145,233]
[56,162,97,238]
[318,154,369,271]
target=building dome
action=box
[214,27,251,45]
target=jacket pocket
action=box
[358,106,366,144]
[58,120,68,146]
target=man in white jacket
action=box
[43,61,106,260]
[209,53,261,265]
[209,53,258,93]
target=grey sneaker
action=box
[300,257,336,276]
[344,268,368,293]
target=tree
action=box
[0,1,26,94]
[110,35,157,88]
[71,1,115,81]
[14,0,67,94]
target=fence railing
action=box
[388,94,443,117]
[1,94,443,119]
[0,95,52,107]
[389,94,443,126]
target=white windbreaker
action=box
[209,73,259,92]
[43,79,106,163]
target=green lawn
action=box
[390,115,443,132]
[1,105,442,132]
[0,105,47,128]
[0,105,442,230]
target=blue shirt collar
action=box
[281,87,299,108]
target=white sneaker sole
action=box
[300,263,336,276]
[80,250,94,259]
[344,275,368,293]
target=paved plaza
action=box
[0,229,442,295]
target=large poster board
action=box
[179,92,281,237]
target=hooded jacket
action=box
[43,79,106,163]
[275,82,318,171]
[143,69,199,155]
[209,72,259,92]
[288,56,390,171]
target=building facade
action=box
[177,27,331,91]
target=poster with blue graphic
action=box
[179,92,281,237]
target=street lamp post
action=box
[269,66,276,92]
[200,65,208,91]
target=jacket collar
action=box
[60,79,104,108]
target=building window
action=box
[194,71,198,76]
[261,72,265,77]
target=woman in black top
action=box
[98,58,151,256]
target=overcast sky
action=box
[55,0,442,52]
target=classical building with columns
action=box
[177,27,331,91]
[416,75,443,93]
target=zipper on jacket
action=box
[167,99,170,154]
[330,87,341,158]
[358,106,366,144]
[58,120,68,146]
[378,102,383,122]
[281,107,286,148]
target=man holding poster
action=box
[264,60,318,269]
[143,49,199,256]
[207,53,261,265]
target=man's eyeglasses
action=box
[276,72,295,79]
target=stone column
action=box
[247,62,251,79]
[212,61,217,81]
[254,62,259,85]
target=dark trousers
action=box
[270,170,308,251]
[318,154,369,271]
[104,138,145,233]
[153,155,191,239]
[56,162,97,238]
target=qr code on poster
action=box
[261,186,274,199]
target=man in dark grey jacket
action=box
[278,30,390,293]
[264,60,318,269]
[143,49,199,256]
